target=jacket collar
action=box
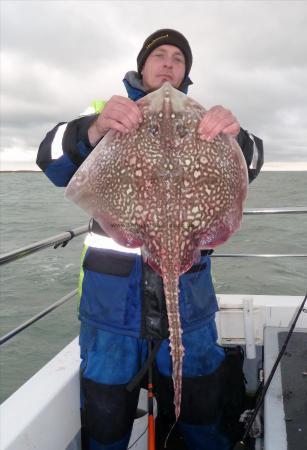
[122,71,193,101]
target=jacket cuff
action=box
[236,128,264,183]
[77,114,98,150]
[63,114,98,166]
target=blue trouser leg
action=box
[83,434,131,450]
[79,319,238,450]
[79,323,148,450]
[156,320,231,450]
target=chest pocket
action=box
[80,247,140,327]
[179,256,218,324]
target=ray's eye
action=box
[175,122,188,138]
[149,123,160,137]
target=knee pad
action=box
[156,360,225,425]
[179,421,231,450]
[156,346,246,443]
[81,376,140,445]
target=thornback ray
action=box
[65,82,248,420]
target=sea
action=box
[0,171,306,403]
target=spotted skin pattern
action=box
[65,83,248,420]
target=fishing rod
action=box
[126,340,162,449]
[234,289,307,449]
[148,340,156,450]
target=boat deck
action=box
[264,327,307,450]
[281,331,307,449]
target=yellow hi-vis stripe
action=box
[91,100,106,114]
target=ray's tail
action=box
[162,268,184,420]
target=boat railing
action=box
[0,224,89,266]
[1,206,307,345]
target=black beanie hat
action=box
[137,29,193,77]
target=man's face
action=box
[141,44,186,92]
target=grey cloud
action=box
[1,0,307,164]
[1,1,126,73]
[177,1,307,70]
[191,60,307,162]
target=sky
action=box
[1,0,307,170]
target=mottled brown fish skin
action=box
[65,82,248,420]
[155,103,184,419]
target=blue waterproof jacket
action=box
[37,71,264,338]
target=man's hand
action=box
[88,96,143,146]
[198,105,240,141]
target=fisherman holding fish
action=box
[37,29,263,450]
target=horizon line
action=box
[0,161,307,172]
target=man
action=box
[37,29,263,450]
